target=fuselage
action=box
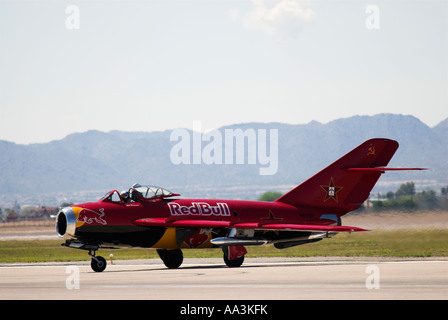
[56,193,341,250]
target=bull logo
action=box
[183,230,211,248]
[77,208,107,225]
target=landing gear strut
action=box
[62,241,106,272]
[89,250,107,272]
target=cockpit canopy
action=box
[100,184,180,203]
[131,184,178,200]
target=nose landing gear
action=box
[62,241,107,272]
[89,250,107,272]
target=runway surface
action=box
[1,257,447,300]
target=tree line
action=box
[366,182,448,212]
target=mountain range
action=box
[0,113,446,206]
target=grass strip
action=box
[0,229,447,263]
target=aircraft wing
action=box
[132,218,368,232]
[232,223,368,232]
[133,218,231,228]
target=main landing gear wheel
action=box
[222,246,246,268]
[89,251,107,272]
[157,249,183,269]
[223,253,244,268]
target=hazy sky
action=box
[1,0,447,144]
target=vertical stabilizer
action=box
[275,139,399,212]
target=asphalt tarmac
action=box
[1,257,447,300]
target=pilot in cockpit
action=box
[121,184,143,203]
[120,190,130,203]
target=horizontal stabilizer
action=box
[345,167,427,172]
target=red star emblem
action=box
[260,210,283,221]
[260,210,282,236]
[320,178,343,203]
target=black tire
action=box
[157,249,183,269]
[91,256,107,272]
[223,253,244,268]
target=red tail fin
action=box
[276,138,401,212]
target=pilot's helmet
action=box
[120,190,129,200]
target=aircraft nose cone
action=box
[55,207,77,239]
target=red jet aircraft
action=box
[56,138,424,272]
